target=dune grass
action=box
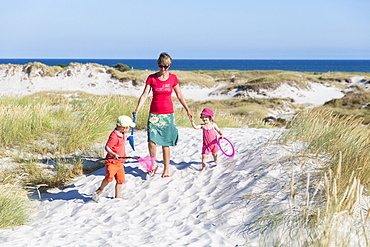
[0,96,55,148]
[257,166,366,246]
[319,92,370,124]
[23,62,64,77]
[0,184,32,229]
[281,109,370,189]
[264,108,370,246]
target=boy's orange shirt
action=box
[105,129,127,163]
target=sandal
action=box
[148,165,158,177]
[161,174,170,178]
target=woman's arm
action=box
[173,84,194,121]
[134,84,151,113]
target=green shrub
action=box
[112,63,130,72]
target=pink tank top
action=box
[202,124,218,155]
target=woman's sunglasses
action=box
[158,65,169,69]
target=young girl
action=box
[191,108,223,172]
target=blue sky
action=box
[1,0,369,59]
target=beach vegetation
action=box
[0,184,32,229]
[319,92,370,124]
[171,70,216,87]
[184,97,298,128]
[20,157,84,189]
[282,109,370,189]
[260,108,370,245]
[112,63,130,72]
[24,62,63,77]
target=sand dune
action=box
[0,64,367,246]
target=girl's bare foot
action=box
[200,165,206,172]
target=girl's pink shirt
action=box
[201,123,218,155]
[146,73,179,114]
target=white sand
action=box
[1,127,294,246]
[0,64,366,246]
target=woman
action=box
[134,52,193,178]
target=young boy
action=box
[92,115,135,202]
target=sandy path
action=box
[0,127,302,246]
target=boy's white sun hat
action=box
[117,115,136,127]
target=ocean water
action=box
[0,58,369,72]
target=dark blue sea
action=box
[0,58,369,72]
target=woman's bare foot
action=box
[115,196,127,200]
[148,164,158,177]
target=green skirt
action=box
[147,113,178,146]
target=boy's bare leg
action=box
[96,179,109,195]
[201,155,207,172]
[162,146,170,176]
[115,183,127,200]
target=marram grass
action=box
[281,108,370,189]
[0,184,32,229]
[261,108,370,246]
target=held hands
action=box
[187,111,194,122]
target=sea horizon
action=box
[1,58,370,72]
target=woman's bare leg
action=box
[162,146,170,176]
[148,141,158,175]
[148,141,156,158]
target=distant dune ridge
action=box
[1,62,368,113]
[0,63,144,97]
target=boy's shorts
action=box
[105,162,125,183]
